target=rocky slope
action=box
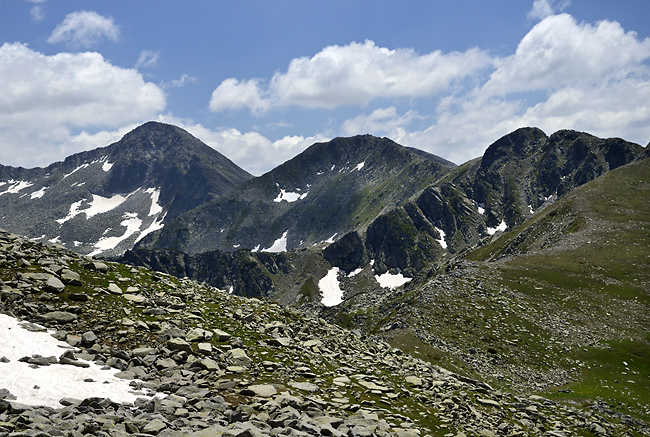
[1,229,647,436]
[325,157,650,429]
[0,122,252,258]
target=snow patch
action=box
[84,193,130,218]
[56,201,84,224]
[375,272,412,290]
[319,267,344,307]
[102,160,114,172]
[325,233,338,244]
[30,187,47,199]
[145,188,164,216]
[261,231,288,253]
[273,185,308,203]
[62,163,89,179]
[88,213,142,257]
[528,205,534,214]
[134,213,166,245]
[435,227,447,249]
[56,193,131,225]
[0,180,34,196]
[0,313,157,408]
[56,189,158,224]
[487,220,508,235]
[348,267,363,277]
[352,161,365,171]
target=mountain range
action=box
[1,121,648,428]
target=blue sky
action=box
[1,0,649,175]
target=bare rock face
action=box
[322,231,365,273]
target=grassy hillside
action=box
[368,158,650,424]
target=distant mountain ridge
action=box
[137,134,457,254]
[0,122,646,297]
[115,125,646,306]
[0,122,252,257]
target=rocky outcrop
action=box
[322,231,365,273]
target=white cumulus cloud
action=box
[342,107,419,139]
[47,10,120,49]
[155,115,328,175]
[209,78,271,114]
[209,40,492,113]
[484,14,650,96]
[0,43,165,167]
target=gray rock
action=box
[60,269,82,286]
[289,381,319,392]
[85,261,109,272]
[107,282,123,295]
[41,311,77,323]
[167,338,192,353]
[132,347,157,357]
[81,330,98,346]
[142,417,167,434]
[213,328,231,342]
[227,348,252,368]
[186,327,212,342]
[199,357,220,371]
[123,294,146,303]
[242,384,277,398]
[68,292,89,301]
[44,276,65,293]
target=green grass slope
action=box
[370,158,650,424]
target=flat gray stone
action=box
[41,311,77,323]
[44,276,65,293]
[107,283,122,295]
[244,384,277,397]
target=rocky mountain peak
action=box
[0,122,252,258]
[479,127,547,169]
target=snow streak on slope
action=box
[319,267,343,307]
[435,226,447,249]
[487,220,507,235]
[88,213,143,257]
[261,231,289,253]
[56,193,132,224]
[273,184,308,203]
[0,180,34,196]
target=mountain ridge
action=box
[136,134,457,254]
[0,122,252,257]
